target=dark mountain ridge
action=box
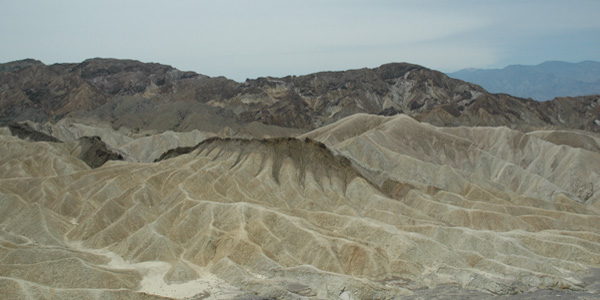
[1,58,599,133]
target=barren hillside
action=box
[1,114,600,299]
[2,59,599,134]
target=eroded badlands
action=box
[1,114,600,299]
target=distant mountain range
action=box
[448,61,600,101]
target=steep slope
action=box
[7,122,61,142]
[228,63,485,129]
[2,58,600,134]
[0,58,241,130]
[303,114,600,206]
[2,115,600,299]
[74,136,124,168]
[449,61,600,101]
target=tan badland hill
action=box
[1,113,600,299]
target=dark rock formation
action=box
[8,122,61,142]
[76,136,123,168]
[1,58,599,133]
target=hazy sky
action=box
[1,0,599,81]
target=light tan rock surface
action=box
[11,118,303,164]
[8,118,212,163]
[2,114,600,299]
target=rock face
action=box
[1,58,599,134]
[8,122,61,142]
[0,58,239,130]
[1,114,600,299]
[75,136,124,168]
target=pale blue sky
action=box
[1,0,599,81]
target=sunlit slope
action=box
[303,114,600,207]
[1,115,600,298]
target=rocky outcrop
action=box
[75,136,124,168]
[8,122,61,142]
